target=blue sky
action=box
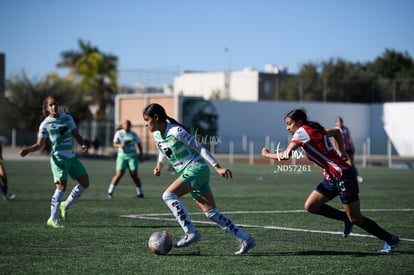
[1,0,413,87]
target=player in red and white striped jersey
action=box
[262,109,400,254]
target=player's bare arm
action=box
[71,129,88,154]
[19,137,45,157]
[261,142,298,160]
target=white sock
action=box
[136,187,143,195]
[205,208,249,242]
[162,192,196,233]
[51,189,65,220]
[64,184,86,210]
[108,184,116,194]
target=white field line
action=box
[120,209,414,243]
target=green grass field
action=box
[1,159,413,274]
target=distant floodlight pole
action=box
[362,141,367,168]
[387,139,392,168]
[270,141,275,165]
[249,141,254,165]
[229,141,234,164]
[224,47,231,99]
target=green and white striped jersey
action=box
[38,114,77,158]
[153,123,218,174]
[113,129,141,157]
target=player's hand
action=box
[215,166,232,179]
[19,149,28,157]
[153,166,161,176]
[81,145,88,154]
[261,147,270,157]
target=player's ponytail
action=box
[285,109,324,130]
[143,103,190,132]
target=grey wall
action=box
[211,100,388,154]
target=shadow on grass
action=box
[250,249,412,257]
[79,224,217,229]
[143,249,414,257]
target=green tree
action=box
[58,39,118,120]
[321,59,379,102]
[278,49,414,103]
[0,74,91,132]
[297,63,322,101]
[368,49,414,101]
[369,49,414,78]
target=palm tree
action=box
[58,39,118,120]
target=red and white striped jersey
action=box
[291,125,351,180]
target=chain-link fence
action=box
[118,67,180,88]
[274,76,414,102]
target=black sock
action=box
[359,217,392,242]
[314,204,348,222]
[0,184,6,196]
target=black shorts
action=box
[316,166,360,204]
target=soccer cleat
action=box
[60,201,67,221]
[107,193,113,199]
[137,194,144,198]
[235,237,256,255]
[378,236,400,254]
[175,231,201,248]
[47,218,64,229]
[342,220,353,238]
[3,194,16,201]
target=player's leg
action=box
[128,155,143,197]
[162,178,199,247]
[129,170,144,197]
[305,190,348,221]
[60,158,89,220]
[343,201,400,253]
[188,165,255,254]
[108,170,125,198]
[47,156,67,228]
[305,182,351,237]
[196,190,256,255]
[47,181,66,228]
[107,156,126,198]
[0,160,15,200]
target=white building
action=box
[173,65,289,101]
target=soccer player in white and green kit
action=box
[143,103,256,255]
[20,96,90,228]
[107,119,144,198]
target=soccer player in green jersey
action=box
[20,96,90,228]
[107,119,144,198]
[143,103,256,255]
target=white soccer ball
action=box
[148,231,173,255]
